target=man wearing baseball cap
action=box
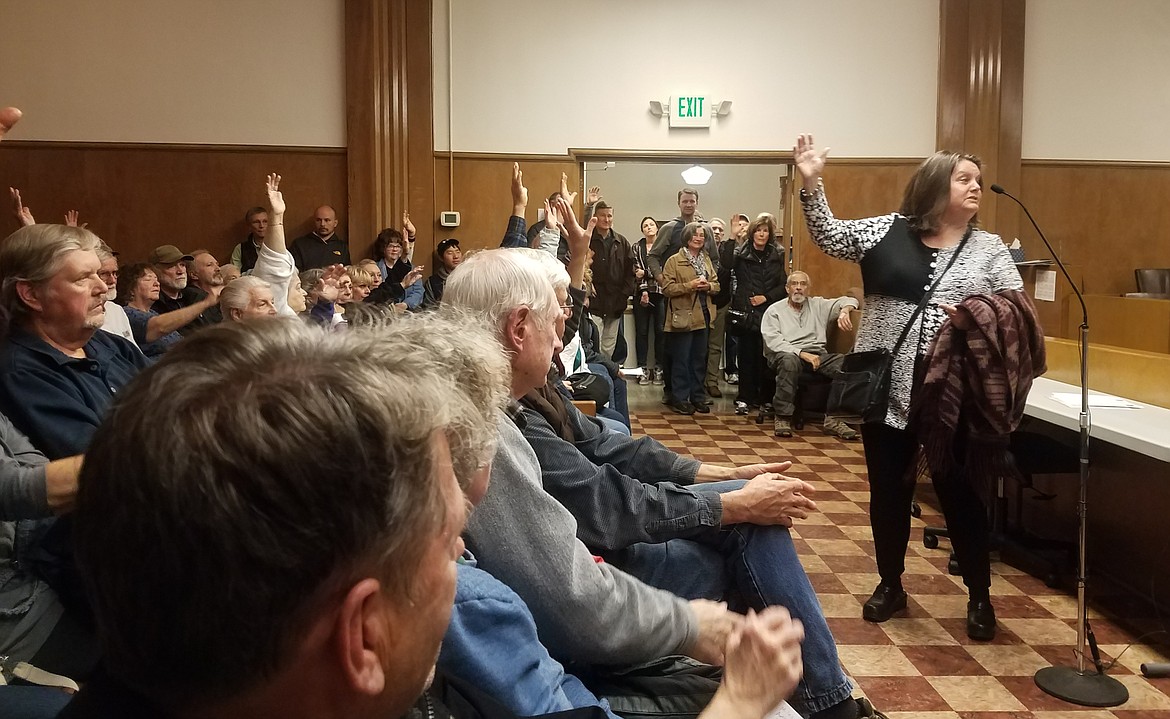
[149,245,220,335]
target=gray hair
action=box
[219,275,271,314]
[511,248,570,292]
[442,248,560,337]
[299,268,325,296]
[75,315,507,708]
[0,224,103,332]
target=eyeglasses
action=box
[98,270,118,282]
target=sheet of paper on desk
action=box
[1051,392,1141,409]
[1035,270,1057,301]
[766,701,802,719]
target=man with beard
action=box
[759,272,859,439]
[149,245,218,335]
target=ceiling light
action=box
[681,165,713,185]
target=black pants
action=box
[734,331,774,407]
[632,294,665,370]
[860,421,991,599]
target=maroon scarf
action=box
[910,289,1046,493]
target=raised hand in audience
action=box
[554,195,595,289]
[585,185,602,205]
[401,264,424,288]
[264,172,289,254]
[686,599,742,666]
[719,475,817,528]
[559,171,578,206]
[64,209,87,228]
[318,263,346,303]
[511,162,528,217]
[542,197,560,234]
[9,187,35,227]
[402,210,416,239]
[0,106,20,141]
[701,608,805,719]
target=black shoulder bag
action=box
[826,231,970,424]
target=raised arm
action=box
[402,210,417,261]
[793,134,894,263]
[265,173,287,254]
[554,196,594,290]
[9,187,35,227]
[501,162,529,248]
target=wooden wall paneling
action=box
[1044,337,1170,409]
[0,142,346,266]
[937,0,1025,244]
[345,0,434,262]
[1065,296,1170,355]
[1020,161,1170,339]
[791,160,922,301]
[432,154,577,257]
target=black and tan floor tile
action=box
[628,387,1170,716]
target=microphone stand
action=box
[991,184,1128,707]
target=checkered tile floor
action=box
[629,383,1170,718]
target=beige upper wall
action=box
[1023,0,1170,162]
[0,0,346,146]
[433,0,941,157]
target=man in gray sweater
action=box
[760,271,860,439]
[444,246,738,670]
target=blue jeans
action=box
[632,294,666,370]
[595,413,632,436]
[587,362,630,429]
[612,479,853,716]
[666,328,708,405]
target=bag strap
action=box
[888,228,972,357]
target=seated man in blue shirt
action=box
[0,224,148,459]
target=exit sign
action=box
[669,95,711,128]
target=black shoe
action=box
[966,600,997,640]
[862,584,907,623]
[692,401,710,414]
[669,400,695,415]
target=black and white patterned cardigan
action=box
[800,184,1023,429]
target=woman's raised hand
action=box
[793,134,830,190]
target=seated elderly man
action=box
[760,272,860,439]
[61,318,494,717]
[0,224,149,458]
[443,248,737,671]
[149,244,219,336]
[508,220,876,719]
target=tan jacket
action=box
[661,248,720,333]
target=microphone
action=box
[990,184,1087,326]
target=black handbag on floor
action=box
[827,231,970,424]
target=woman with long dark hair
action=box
[730,215,787,417]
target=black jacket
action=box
[731,241,787,313]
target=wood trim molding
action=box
[569,148,792,163]
[345,0,434,250]
[937,0,1025,242]
[434,151,574,162]
[1,140,345,155]
[1023,158,1170,169]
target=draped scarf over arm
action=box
[910,289,1047,494]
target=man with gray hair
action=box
[0,224,148,458]
[443,242,742,673]
[63,315,506,717]
[761,271,860,439]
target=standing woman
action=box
[793,134,1023,640]
[730,215,788,417]
[632,216,666,385]
[660,222,719,415]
